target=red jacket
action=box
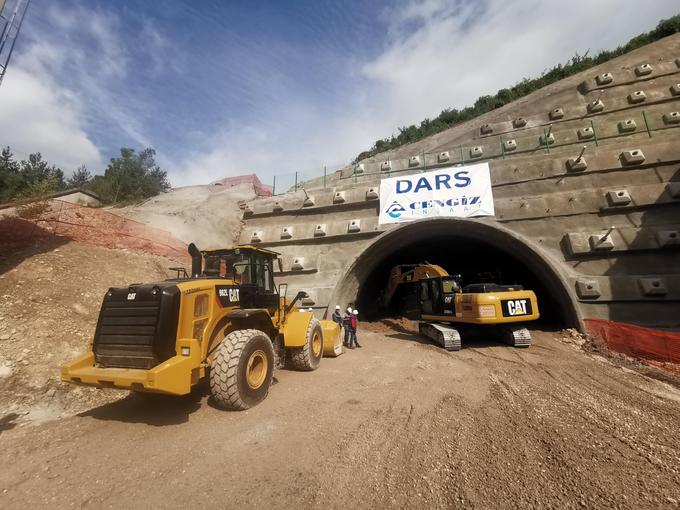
[350,316,357,330]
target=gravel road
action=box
[1,326,679,509]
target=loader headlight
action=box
[180,347,190,356]
[478,305,497,318]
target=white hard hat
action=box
[335,305,341,310]
[353,310,358,315]
[347,307,352,312]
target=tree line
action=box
[355,14,680,162]
[0,146,170,205]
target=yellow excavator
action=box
[384,263,540,350]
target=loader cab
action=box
[202,246,280,310]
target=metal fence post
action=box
[590,119,599,147]
[272,175,276,196]
[642,111,652,138]
[294,171,298,191]
[323,166,327,190]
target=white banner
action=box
[378,163,495,224]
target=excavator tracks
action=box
[419,322,462,351]
[502,326,532,348]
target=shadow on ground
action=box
[79,382,209,426]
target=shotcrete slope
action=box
[117,182,256,248]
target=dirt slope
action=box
[0,239,179,423]
[0,325,678,509]
[117,182,255,248]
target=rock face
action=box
[239,34,680,331]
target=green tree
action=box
[0,146,22,202]
[89,147,170,204]
[66,165,92,188]
[19,152,66,192]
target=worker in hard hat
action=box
[349,309,362,348]
[343,306,353,347]
[331,305,342,325]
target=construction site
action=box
[1,3,680,509]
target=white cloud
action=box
[0,67,101,170]
[173,0,679,186]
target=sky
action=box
[0,0,678,188]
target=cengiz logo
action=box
[385,201,406,218]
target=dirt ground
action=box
[1,319,679,509]
[0,239,177,423]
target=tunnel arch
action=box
[328,218,581,329]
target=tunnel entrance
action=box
[330,218,580,330]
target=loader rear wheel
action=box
[288,318,323,371]
[210,329,275,410]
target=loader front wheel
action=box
[210,329,275,411]
[288,318,323,371]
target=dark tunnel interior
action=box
[355,234,572,330]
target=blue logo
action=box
[386,201,406,218]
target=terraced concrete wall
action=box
[240,36,680,330]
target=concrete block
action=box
[628,90,646,104]
[539,132,555,145]
[503,139,517,151]
[469,146,483,158]
[638,278,667,297]
[333,191,346,204]
[656,230,680,247]
[291,257,305,271]
[314,224,327,237]
[438,151,450,163]
[566,157,587,172]
[618,119,637,133]
[670,83,680,96]
[565,232,590,255]
[513,117,527,128]
[272,202,284,212]
[250,231,262,243]
[348,219,361,233]
[587,99,604,113]
[619,149,645,166]
[380,161,391,172]
[666,182,680,198]
[353,163,365,175]
[662,111,680,125]
[480,124,493,135]
[549,107,564,120]
[595,72,613,85]
[577,126,595,140]
[366,187,379,200]
[576,280,601,299]
[635,63,652,76]
[589,233,614,251]
[676,58,680,68]
[303,196,315,207]
[409,155,420,167]
[242,205,253,216]
[280,226,293,240]
[605,190,632,206]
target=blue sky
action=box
[1,0,678,187]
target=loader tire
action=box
[288,318,323,371]
[210,329,275,411]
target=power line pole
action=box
[0,0,31,89]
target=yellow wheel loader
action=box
[385,264,540,350]
[61,244,342,410]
